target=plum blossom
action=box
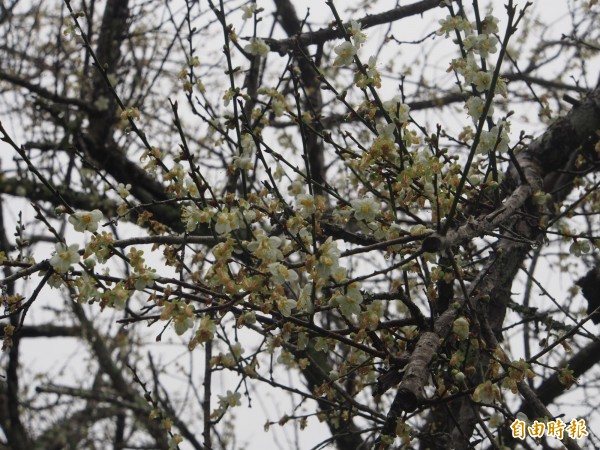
[465,96,493,124]
[463,34,498,57]
[105,281,130,310]
[69,209,103,232]
[174,314,194,336]
[570,239,591,256]
[244,37,270,56]
[247,232,284,263]
[333,41,357,67]
[383,96,410,123]
[361,56,382,87]
[276,296,297,317]
[296,193,317,218]
[376,122,396,141]
[472,380,500,404]
[233,152,253,170]
[116,183,131,198]
[182,204,203,232]
[348,20,366,47]
[351,197,381,222]
[241,3,256,20]
[296,283,314,313]
[268,262,299,284]
[223,88,235,106]
[473,70,492,93]
[50,243,80,273]
[333,282,363,319]
[133,268,158,290]
[316,237,340,278]
[477,122,510,154]
[288,180,305,196]
[218,390,242,409]
[232,134,255,170]
[214,210,241,235]
[437,15,472,37]
[453,316,470,340]
[75,272,100,303]
[192,315,217,347]
[481,15,499,35]
[168,435,183,450]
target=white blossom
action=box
[174,315,194,335]
[376,122,397,141]
[363,55,381,85]
[218,390,242,409]
[333,282,363,319]
[247,231,284,263]
[437,15,472,37]
[244,37,270,56]
[465,96,493,124]
[276,297,297,317]
[348,20,366,47]
[182,204,203,232]
[214,210,241,235]
[481,15,499,35]
[233,152,253,170]
[288,180,305,196]
[268,262,299,284]
[222,88,235,106]
[473,70,492,93]
[240,133,256,153]
[271,97,285,116]
[68,209,103,233]
[296,283,314,313]
[570,240,591,256]
[50,242,80,273]
[472,381,500,404]
[351,197,381,222]
[453,316,470,340]
[383,96,411,123]
[106,282,130,310]
[463,34,498,57]
[133,268,158,290]
[333,41,357,67]
[116,183,131,198]
[241,4,257,20]
[316,237,340,278]
[477,123,510,154]
[296,193,317,218]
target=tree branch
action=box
[264,0,445,55]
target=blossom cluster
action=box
[333,20,366,67]
[439,11,511,154]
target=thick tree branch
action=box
[275,0,328,196]
[379,84,600,445]
[32,406,123,450]
[0,70,96,113]
[264,0,445,55]
[421,183,535,253]
[577,263,600,324]
[518,381,582,450]
[528,339,600,410]
[0,323,82,338]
